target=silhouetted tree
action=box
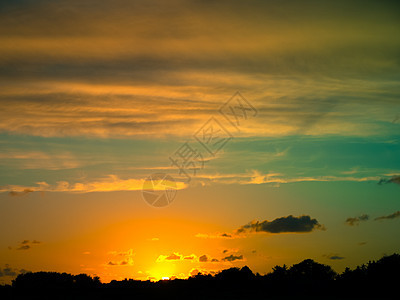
[2,253,400,300]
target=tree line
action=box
[1,253,399,299]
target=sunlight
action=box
[148,264,175,282]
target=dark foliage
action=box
[1,254,399,299]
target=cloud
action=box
[374,211,400,221]
[2,174,186,194]
[14,240,41,250]
[0,151,81,170]
[156,252,220,263]
[199,255,208,262]
[222,255,244,262]
[220,233,232,238]
[189,268,210,277]
[183,254,196,260]
[323,254,345,260]
[0,170,385,197]
[107,249,134,266]
[16,245,30,251]
[198,255,219,263]
[236,215,325,234]
[0,0,399,143]
[194,170,382,187]
[8,189,34,197]
[345,214,369,226]
[0,265,28,278]
[378,176,400,185]
[107,260,131,266]
[166,253,182,261]
[157,253,184,262]
[195,232,241,239]
[0,265,17,277]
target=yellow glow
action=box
[148,264,176,281]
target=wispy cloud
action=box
[194,170,381,187]
[374,211,400,221]
[12,240,42,251]
[1,0,399,141]
[378,176,400,185]
[0,151,81,170]
[2,174,186,194]
[195,232,243,239]
[345,214,369,226]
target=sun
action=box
[148,264,175,281]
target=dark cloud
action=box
[16,245,30,250]
[199,255,208,262]
[323,254,345,260]
[222,250,228,254]
[345,214,369,226]
[237,215,325,234]
[378,176,400,185]
[0,265,17,277]
[108,260,129,266]
[211,258,219,262]
[220,233,232,238]
[374,211,400,221]
[222,254,243,262]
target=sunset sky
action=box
[1,0,399,284]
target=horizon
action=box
[5,252,400,285]
[0,0,399,286]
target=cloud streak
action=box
[1,175,186,194]
[378,176,400,185]
[375,211,400,221]
[0,1,399,140]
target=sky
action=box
[0,0,399,284]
